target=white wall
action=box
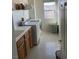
[28,0,35,19]
[12,10,29,30]
[34,0,44,20]
[34,0,44,30]
[12,0,28,4]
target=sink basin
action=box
[29,20,39,22]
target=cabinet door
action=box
[17,42,26,59]
[29,28,33,48]
[16,36,24,48]
[25,31,30,48]
[29,32,32,48]
[25,31,30,55]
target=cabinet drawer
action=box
[16,36,24,48]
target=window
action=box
[44,2,56,19]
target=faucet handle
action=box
[21,18,24,21]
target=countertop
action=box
[14,26,31,42]
[14,19,41,42]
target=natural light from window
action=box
[44,2,56,19]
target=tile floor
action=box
[26,31,61,59]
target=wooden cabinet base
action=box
[17,42,26,59]
[16,27,33,59]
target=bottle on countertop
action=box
[18,17,25,26]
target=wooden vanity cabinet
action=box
[16,36,26,59]
[16,27,33,59]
